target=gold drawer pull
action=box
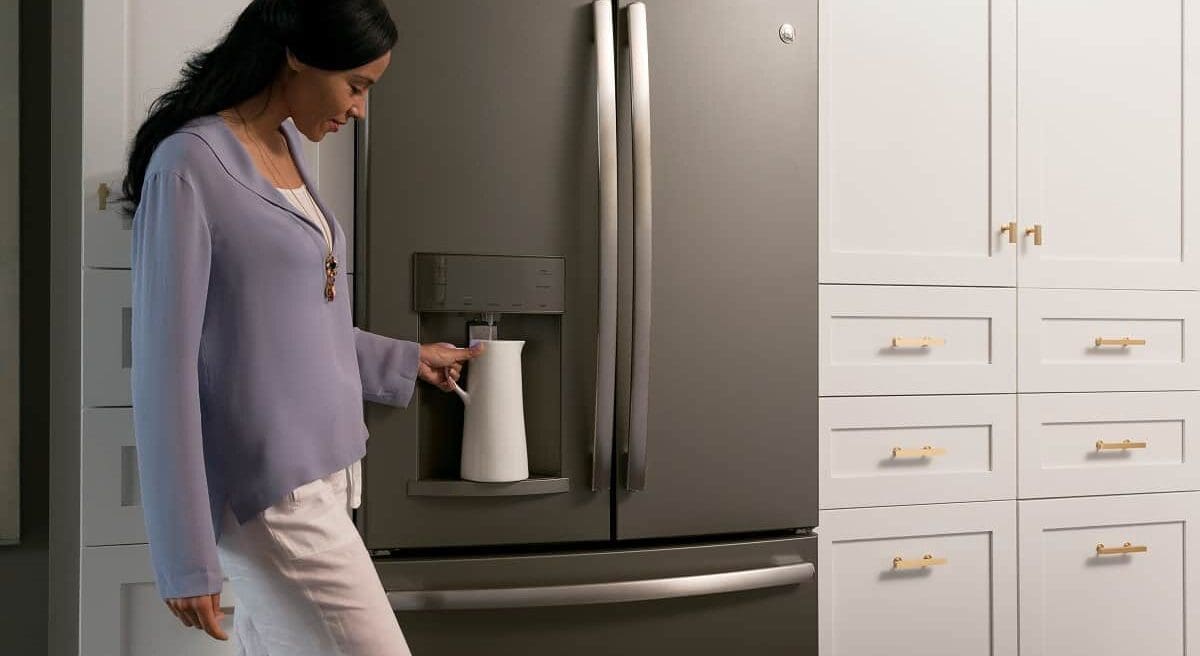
[891,336,945,348]
[1095,439,1148,451]
[1094,337,1146,347]
[893,554,948,570]
[98,182,110,211]
[892,445,946,459]
[1096,542,1148,556]
[999,221,1017,244]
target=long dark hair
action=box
[120,0,397,216]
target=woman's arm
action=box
[130,171,224,600]
[353,327,421,407]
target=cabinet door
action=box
[1018,392,1200,499]
[819,285,1016,396]
[1016,0,1200,290]
[82,408,147,546]
[81,544,239,655]
[82,268,132,407]
[1017,288,1200,393]
[818,501,1017,656]
[82,0,357,269]
[1019,493,1200,656]
[819,0,1016,286]
[820,394,1016,509]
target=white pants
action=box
[216,462,413,656]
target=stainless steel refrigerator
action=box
[354,1,817,653]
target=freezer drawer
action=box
[377,536,816,655]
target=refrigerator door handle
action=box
[626,1,652,492]
[591,0,618,493]
[387,562,814,611]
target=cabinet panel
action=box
[818,501,1017,656]
[1016,0,1200,290]
[1019,493,1200,656]
[82,268,132,407]
[82,407,148,546]
[820,285,1016,396]
[820,394,1015,509]
[819,0,1016,286]
[82,0,246,268]
[1017,288,1200,393]
[1019,392,1200,499]
[81,544,239,655]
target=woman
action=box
[122,1,479,653]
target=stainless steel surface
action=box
[364,0,609,549]
[381,536,817,655]
[412,253,565,314]
[626,1,652,492]
[388,562,813,610]
[406,476,570,497]
[614,0,818,538]
[591,0,618,493]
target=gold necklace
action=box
[232,107,339,302]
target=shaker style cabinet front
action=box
[81,544,239,656]
[820,0,1200,292]
[817,502,1017,656]
[1019,493,1200,656]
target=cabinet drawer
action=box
[818,502,1017,656]
[82,407,147,546]
[81,543,239,654]
[1017,288,1200,393]
[1018,392,1200,499]
[819,285,1016,396]
[1019,493,1200,656]
[820,395,1015,509]
[82,268,132,407]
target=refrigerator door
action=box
[614,0,819,539]
[379,536,816,655]
[361,0,613,548]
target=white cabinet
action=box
[82,0,357,270]
[82,268,132,407]
[1017,288,1200,393]
[819,394,1015,509]
[1019,493,1200,656]
[1016,0,1200,291]
[1018,392,1200,499]
[819,285,1015,396]
[82,408,147,546]
[81,544,239,655]
[818,0,1016,287]
[818,501,1017,656]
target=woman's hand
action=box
[164,593,228,640]
[418,342,485,391]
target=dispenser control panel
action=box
[412,253,565,314]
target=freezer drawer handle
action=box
[386,562,814,611]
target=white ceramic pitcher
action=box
[449,339,530,482]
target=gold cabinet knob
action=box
[1024,224,1043,245]
[98,183,110,211]
[999,221,1017,244]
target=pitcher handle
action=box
[446,368,470,405]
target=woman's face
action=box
[284,50,392,141]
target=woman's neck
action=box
[220,82,292,153]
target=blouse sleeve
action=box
[353,327,421,407]
[130,171,224,600]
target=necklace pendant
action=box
[324,253,338,302]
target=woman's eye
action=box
[351,86,364,95]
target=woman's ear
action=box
[285,49,303,74]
